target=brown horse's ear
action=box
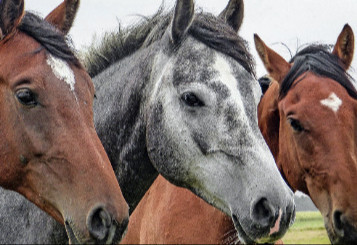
[219,0,244,33]
[332,24,354,70]
[171,0,194,44]
[45,0,80,34]
[254,34,291,84]
[258,80,280,159]
[0,0,24,40]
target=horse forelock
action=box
[280,45,357,100]
[18,12,80,67]
[83,7,255,78]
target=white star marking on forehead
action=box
[320,92,342,113]
[46,54,76,91]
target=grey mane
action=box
[83,7,255,78]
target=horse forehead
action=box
[172,40,215,84]
[213,53,259,106]
[46,54,76,92]
[296,76,351,113]
[213,54,238,96]
[320,93,343,113]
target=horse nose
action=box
[333,210,346,237]
[332,210,357,243]
[286,200,296,227]
[87,206,112,241]
[251,197,277,229]
[86,205,128,243]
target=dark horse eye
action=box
[181,92,204,107]
[287,117,304,132]
[16,88,38,107]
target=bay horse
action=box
[0,0,129,244]
[89,0,294,243]
[255,24,357,243]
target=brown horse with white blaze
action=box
[255,24,357,243]
[0,0,128,243]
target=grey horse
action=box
[0,0,295,244]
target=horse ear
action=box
[171,0,194,44]
[219,0,244,32]
[0,0,24,40]
[45,0,80,34]
[254,34,291,84]
[332,24,354,70]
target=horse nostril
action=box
[333,210,345,237]
[87,206,112,241]
[286,201,296,227]
[251,198,276,229]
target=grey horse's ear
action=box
[45,0,80,34]
[0,0,25,40]
[219,0,244,32]
[171,0,194,44]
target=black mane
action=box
[280,44,357,99]
[18,12,80,66]
[84,8,255,78]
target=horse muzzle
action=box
[328,210,357,244]
[64,205,129,244]
[232,196,296,244]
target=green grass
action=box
[282,211,330,244]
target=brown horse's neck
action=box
[121,175,236,244]
[258,82,280,159]
[258,81,307,193]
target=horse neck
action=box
[93,45,164,213]
[258,82,280,159]
[258,82,298,191]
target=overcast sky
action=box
[26,0,357,79]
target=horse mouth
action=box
[326,214,357,244]
[231,214,255,244]
[65,221,81,244]
[231,212,288,244]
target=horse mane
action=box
[18,12,80,66]
[280,44,357,99]
[83,7,255,78]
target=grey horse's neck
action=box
[93,45,163,213]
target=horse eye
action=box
[287,117,304,132]
[16,88,38,107]
[181,92,205,107]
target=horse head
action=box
[144,0,295,242]
[0,0,128,243]
[255,24,357,243]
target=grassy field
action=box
[283,211,330,244]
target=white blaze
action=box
[46,54,76,91]
[320,92,342,113]
[213,54,245,112]
[213,53,277,169]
